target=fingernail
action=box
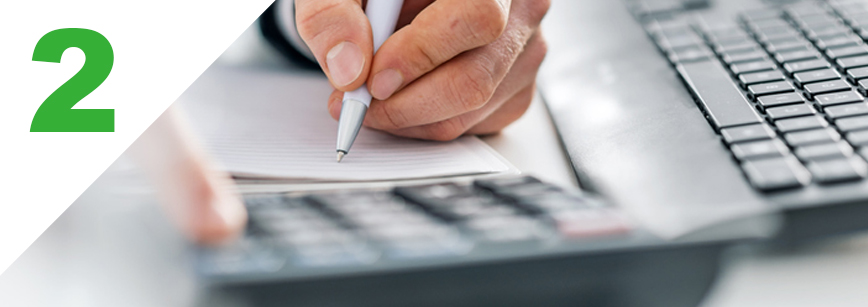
[326,41,365,87]
[370,69,404,100]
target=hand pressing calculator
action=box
[197,177,731,307]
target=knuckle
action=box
[295,1,342,37]
[451,63,496,111]
[426,118,468,141]
[528,0,552,22]
[464,0,509,44]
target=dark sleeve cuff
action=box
[258,0,319,68]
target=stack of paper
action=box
[176,67,514,182]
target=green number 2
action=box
[31,28,114,132]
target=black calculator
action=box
[197,176,732,307]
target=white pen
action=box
[336,0,404,163]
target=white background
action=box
[0,0,273,275]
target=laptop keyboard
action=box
[641,1,868,191]
[199,177,633,275]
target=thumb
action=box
[129,107,247,245]
[296,0,373,91]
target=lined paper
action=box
[176,67,512,181]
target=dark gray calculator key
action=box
[847,67,868,82]
[748,81,795,98]
[847,130,868,146]
[816,35,863,50]
[676,61,764,129]
[826,45,868,59]
[826,102,868,118]
[838,56,868,71]
[783,59,831,74]
[723,50,768,64]
[837,115,868,131]
[794,69,841,87]
[721,124,776,144]
[807,157,868,183]
[804,79,851,98]
[757,92,805,108]
[741,156,811,191]
[815,91,864,107]
[739,70,785,86]
[730,139,790,160]
[776,115,829,132]
[795,141,855,161]
[774,50,819,63]
[732,60,777,75]
[766,103,817,120]
[785,128,842,146]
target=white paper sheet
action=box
[176,67,513,181]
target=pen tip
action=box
[336,151,345,163]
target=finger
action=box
[367,0,512,100]
[296,0,372,91]
[374,31,547,140]
[128,107,246,245]
[362,0,550,130]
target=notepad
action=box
[175,67,514,181]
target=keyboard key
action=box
[732,60,777,75]
[794,69,841,87]
[669,46,714,63]
[748,81,795,98]
[836,115,868,131]
[730,139,790,160]
[741,156,811,190]
[723,50,768,64]
[837,55,868,70]
[795,141,854,161]
[807,157,868,183]
[847,67,868,82]
[721,124,776,144]
[774,49,819,63]
[847,130,868,146]
[739,70,785,86]
[757,92,805,108]
[825,102,868,118]
[766,103,817,120]
[741,10,781,22]
[826,45,868,59]
[816,35,863,50]
[677,61,764,129]
[776,115,829,132]
[765,40,812,53]
[785,128,842,146]
[803,79,851,98]
[716,42,761,55]
[815,90,864,107]
[783,59,831,74]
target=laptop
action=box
[539,0,868,243]
[199,0,868,306]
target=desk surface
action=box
[1,17,868,307]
